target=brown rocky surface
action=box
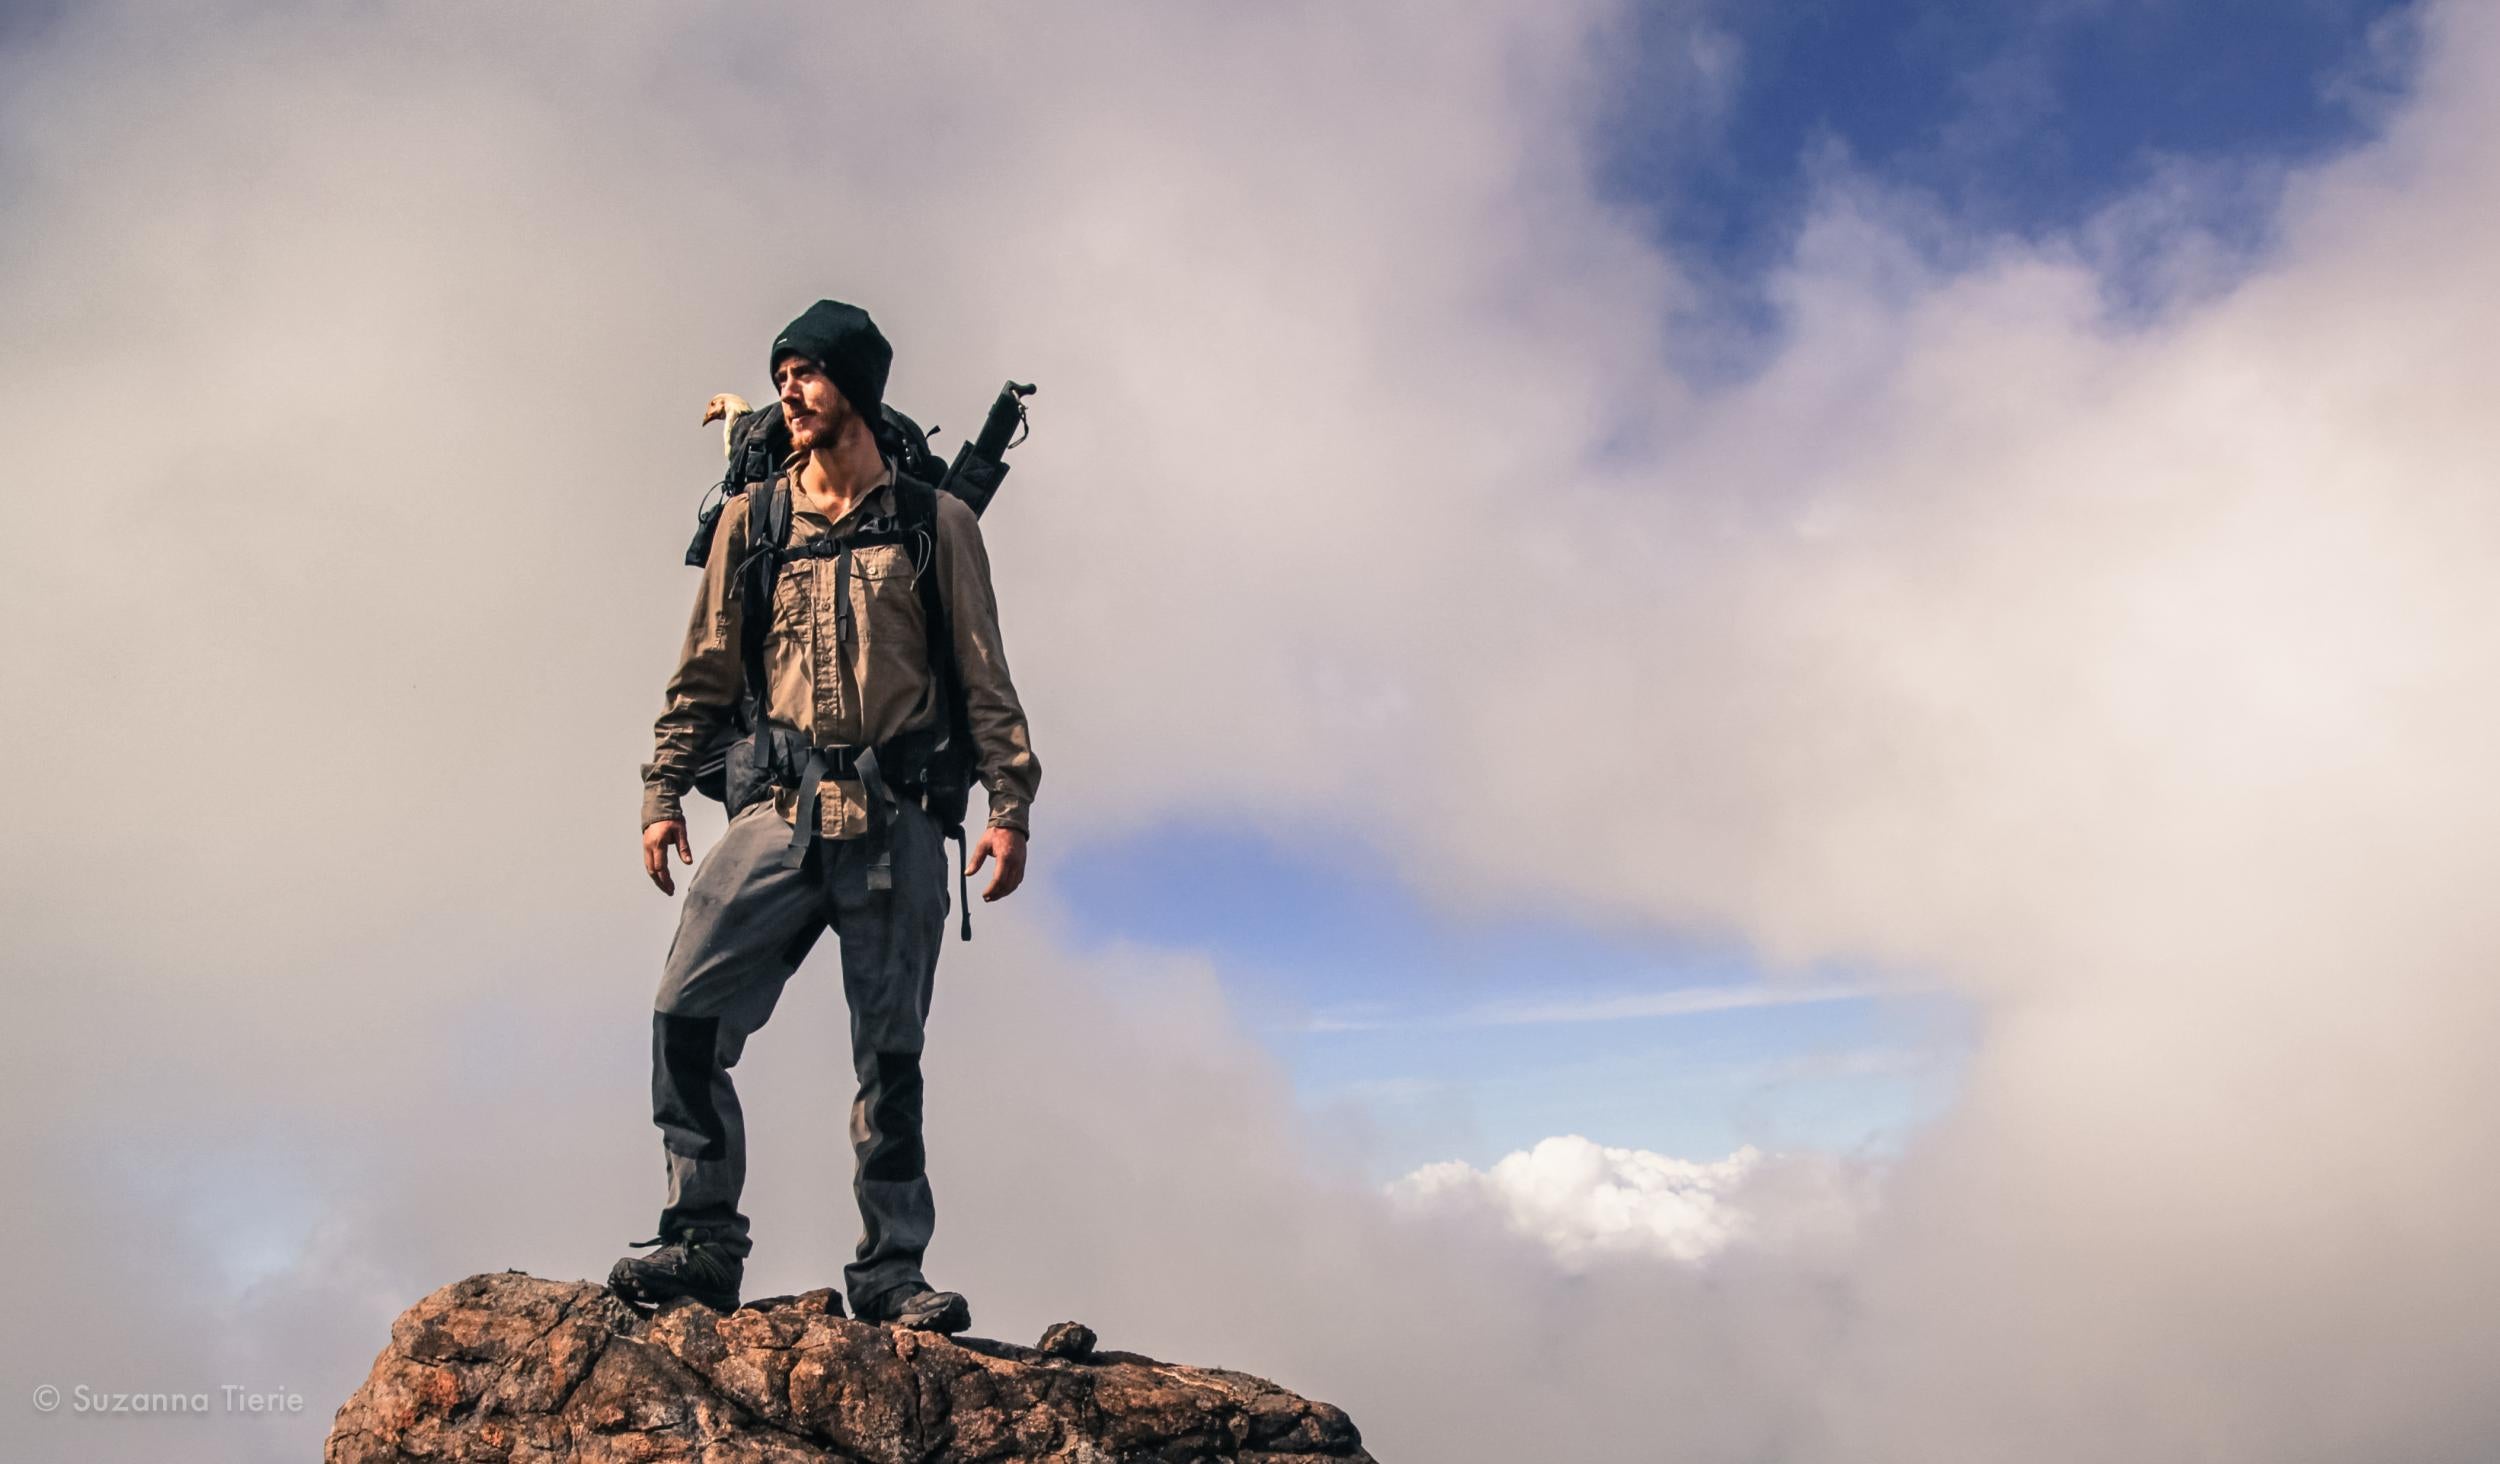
[326,1271,1377,1464]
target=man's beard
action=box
[788,400,851,451]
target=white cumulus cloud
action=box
[1393,1136,1873,1267]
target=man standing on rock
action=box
[613,300,1039,1334]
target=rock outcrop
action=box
[326,1272,1376,1464]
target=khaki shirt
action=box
[640,467,1039,839]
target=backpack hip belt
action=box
[774,725,950,874]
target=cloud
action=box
[1451,980,1885,1028]
[1391,1136,1875,1266]
[6,1,2500,1462]
[1301,978,1883,1031]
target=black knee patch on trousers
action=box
[655,1013,728,1161]
[862,1050,926,1182]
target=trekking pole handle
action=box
[972,381,1037,459]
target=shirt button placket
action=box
[814,559,843,730]
[815,559,847,841]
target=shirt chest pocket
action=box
[847,542,928,645]
[769,560,811,635]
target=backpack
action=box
[680,384,1034,928]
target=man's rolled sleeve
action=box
[642,494,750,828]
[933,494,1039,834]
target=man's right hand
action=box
[643,818,694,895]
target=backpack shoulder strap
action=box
[735,474,793,722]
[892,474,939,547]
[758,472,793,552]
[891,477,954,666]
[893,475,971,746]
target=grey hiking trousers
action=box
[648,793,951,1313]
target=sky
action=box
[6,1,2499,1462]
[1048,0,2413,1176]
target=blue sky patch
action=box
[1594,0,2423,373]
[1052,821,1973,1177]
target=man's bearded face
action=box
[774,357,854,451]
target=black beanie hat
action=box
[770,300,891,422]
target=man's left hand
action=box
[965,827,1028,902]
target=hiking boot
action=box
[859,1283,971,1335]
[607,1227,744,1312]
